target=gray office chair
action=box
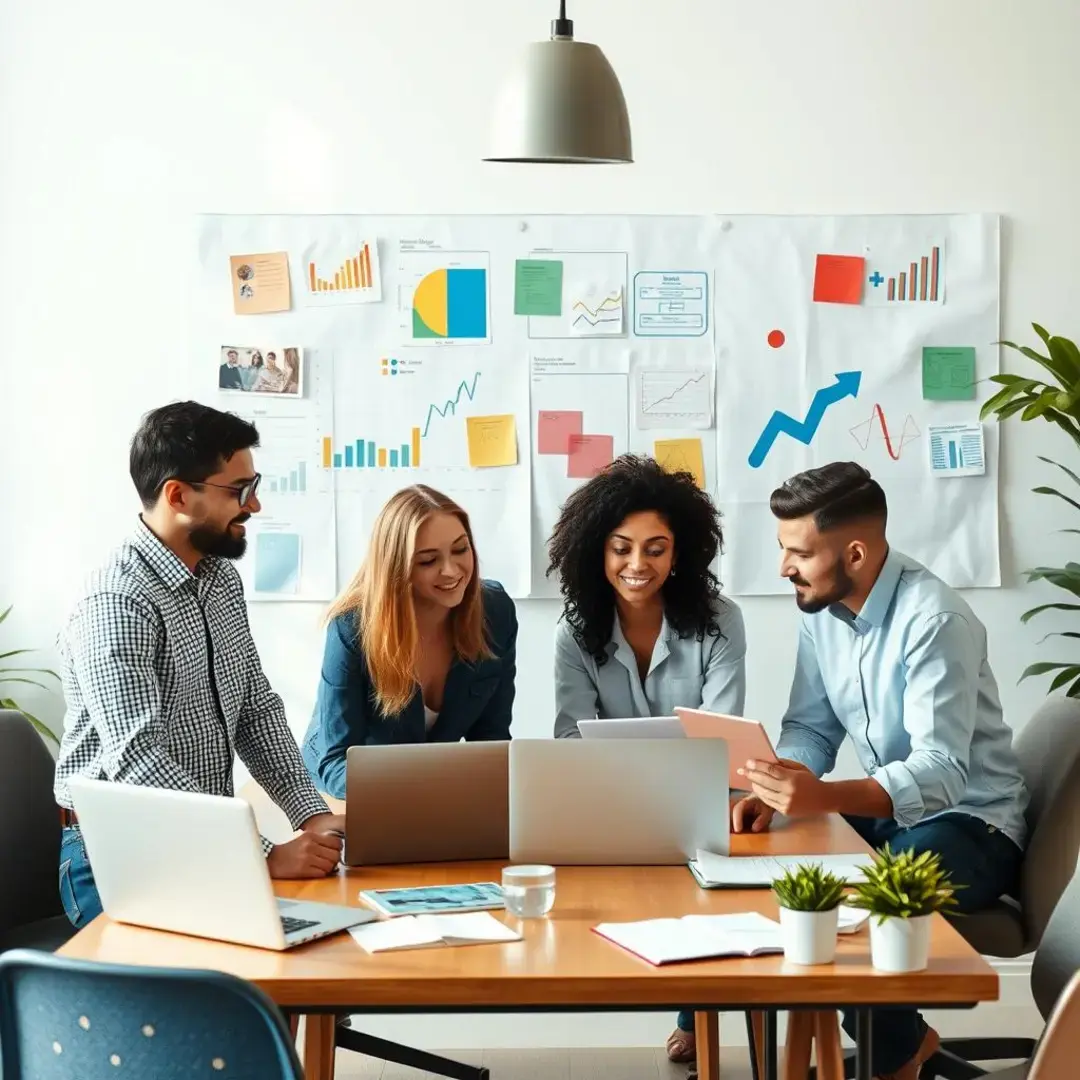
[923,850,1080,1079]
[926,694,1080,1078]
[0,710,75,953]
[809,695,1080,1080]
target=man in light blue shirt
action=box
[735,462,1027,1080]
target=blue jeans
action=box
[840,813,1023,1075]
[58,826,104,928]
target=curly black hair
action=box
[546,454,727,664]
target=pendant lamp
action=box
[483,1,633,164]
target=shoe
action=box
[666,1027,696,1063]
[875,1026,940,1080]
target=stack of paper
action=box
[349,912,522,954]
[690,849,873,888]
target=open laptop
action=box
[578,716,683,740]
[344,741,509,865]
[68,776,376,951]
[508,739,730,864]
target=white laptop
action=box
[578,716,684,740]
[68,777,376,951]
[508,739,730,864]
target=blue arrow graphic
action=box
[748,371,862,468]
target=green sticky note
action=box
[514,259,563,316]
[922,347,976,400]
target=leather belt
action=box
[59,807,79,827]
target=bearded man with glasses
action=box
[53,400,344,928]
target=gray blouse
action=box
[553,598,747,738]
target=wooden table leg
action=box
[748,1012,767,1080]
[812,1012,845,1080]
[782,1012,814,1080]
[694,1010,721,1080]
[303,1014,337,1080]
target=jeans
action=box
[58,826,104,928]
[840,812,1023,1075]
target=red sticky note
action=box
[813,254,865,304]
[538,410,583,454]
[567,434,614,479]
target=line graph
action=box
[422,371,481,437]
[637,368,712,429]
[848,404,921,460]
[572,289,623,329]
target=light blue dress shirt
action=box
[554,597,747,738]
[776,548,1028,848]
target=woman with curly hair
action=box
[546,453,746,1065]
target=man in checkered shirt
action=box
[54,401,344,928]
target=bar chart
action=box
[266,461,309,494]
[309,243,376,293]
[322,428,422,470]
[866,241,944,306]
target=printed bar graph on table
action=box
[308,243,376,293]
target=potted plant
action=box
[846,845,959,973]
[0,603,60,748]
[771,862,848,965]
[981,325,1080,696]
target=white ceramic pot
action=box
[778,906,839,965]
[869,914,932,972]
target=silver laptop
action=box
[508,739,730,864]
[578,716,684,739]
[68,777,376,951]
[344,742,509,865]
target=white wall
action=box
[3,0,1077,1047]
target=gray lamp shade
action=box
[484,39,633,164]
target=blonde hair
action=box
[327,485,491,716]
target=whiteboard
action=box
[194,213,999,601]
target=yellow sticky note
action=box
[654,438,706,489]
[230,251,291,314]
[467,414,518,467]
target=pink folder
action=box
[674,707,778,789]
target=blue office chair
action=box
[0,949,303,1080]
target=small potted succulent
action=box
[771,862,848,965]
[846,845,960,973]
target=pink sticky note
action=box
[538,410,583,454]
[567,434,614,479]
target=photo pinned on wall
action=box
[219,346,303,397]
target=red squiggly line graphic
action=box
[849,404,920,461]
[871,403,902,461]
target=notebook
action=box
[349,912,522,953]
[689,849,874,888]
[594,912,786,966]
[358,882,504,917]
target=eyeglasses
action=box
[185,473,261,507]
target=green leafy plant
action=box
[846,845,960,923]
[771,862,847,912]
[0,604,60,747]
[980,324,1080,696]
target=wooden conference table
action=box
[59,814,997,1080]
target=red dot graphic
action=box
[767,329,786,349]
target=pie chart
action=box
[412,268,488,340]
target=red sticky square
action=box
[537,410,583,454]
[813,254,865,304]
[567,434,614,479]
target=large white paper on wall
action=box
[195,213,999,602]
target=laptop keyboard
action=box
[281,915,320,935]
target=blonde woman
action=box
[301,485,517,798]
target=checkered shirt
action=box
[54,517,328,853]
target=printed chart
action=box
[527,251,628,339]
[636,368,713,429]
[301,239,382,305]
[633,271,709,337]
[929,423,985,477]
[848,404,922,461]
[399,247,491,345]
[865,239,945,306]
